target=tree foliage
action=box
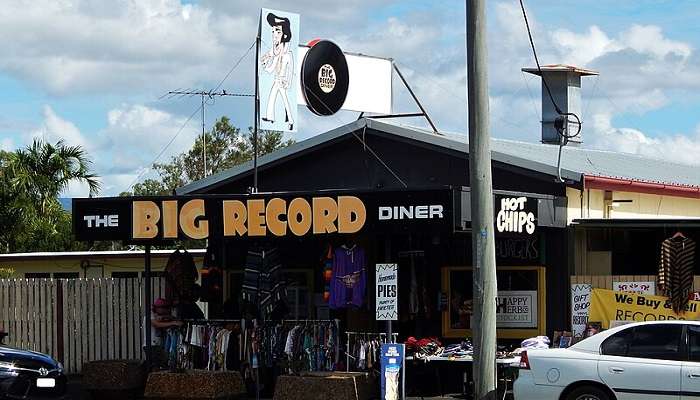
[0,140,100,253]
[122,116,293,196]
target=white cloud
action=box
[0,137,13,151]
[28,105,88,148]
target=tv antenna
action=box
[162,89,254,177]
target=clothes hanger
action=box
[672,231,687,239]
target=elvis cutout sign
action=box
[259,9,299,132]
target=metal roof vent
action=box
[522,64,598,146]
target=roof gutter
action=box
[584,175,700,199]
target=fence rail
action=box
[0,278,165,373]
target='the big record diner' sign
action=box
[72,189,455,243]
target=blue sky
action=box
[3,0,700,196]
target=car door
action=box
[598,323,682,400]
[681,325,700,399]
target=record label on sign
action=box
[301,40,349,115]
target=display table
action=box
[273,372,377,400]
[405,355,520,397]
[143,370,246,400]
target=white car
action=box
[514,320,700,400]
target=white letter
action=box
[108,215,119,227]
[378,207,392,220]
[429,205,444,219]
[84,215,95,228]
[526,213,536,234]
[415,206,428,219]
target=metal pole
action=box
[253,15,261,193]
[392,64,439,134]
[467,0,498,399]
[202,93,207,177]
[144,245,152,368]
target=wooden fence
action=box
[0,278,165,373]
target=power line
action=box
[519,0,582,182]
[124,40,257,193]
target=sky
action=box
[3,0,700,197]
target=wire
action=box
[124,106,201,192]
[125,40,257,193]
[299,79,408,188]
[518,0,582,182]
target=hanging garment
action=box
[164,249,199,304]
[329,245,366,309]
[241,247,287,319]
[659,236,696,313]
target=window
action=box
[25,273,50,279]
[601,328,632,356]
[603,324,683,361]
[443,266,545,339]
[688,325,700,362]
[53,272,79,279]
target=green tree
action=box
[123,116,293,196]
[0,267,14,279]
[1,139,100,253]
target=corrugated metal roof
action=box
[177,118,700,194]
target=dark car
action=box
[0,332,67,399]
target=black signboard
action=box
[494,195,539,235]
[72,188,457,243]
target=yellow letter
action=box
[338,196,366,233]
[161,200,178,238]
[179,199,208,240]
[133,201,160,239]
[266,198,287,236]
[247,199,266,237]
[313,197,338,234]
[288,198,312,236]
[223,200,247,236]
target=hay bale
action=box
[273,372,376,400]
[144,370,246,400]
[82,360,147,400]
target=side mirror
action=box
[0,332,7,345]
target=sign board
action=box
[613,281,655,295]
[496,290,538,328]
[259,9,300,132]
[589,288,700,329]
[72,189,456,243]
[380,343,405,400]
[571,284,592,338]
[495,196,538,235]
[376,264,398,321]
[296,46,392,114]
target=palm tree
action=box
[8,139,100,215]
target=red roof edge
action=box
[584,175,700,199]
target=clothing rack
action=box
[345,331,398,372]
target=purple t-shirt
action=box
[329,245,366,309]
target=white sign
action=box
[297,46,392,114]
[259,9,300,132]
[376,264,398,320]
[571,284,592,338]
[496,290,537,328]
[496,197,536,235]
[613,281,655,295]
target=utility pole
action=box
[466,0,498,399]
[165,90,253,178]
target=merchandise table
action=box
[405,355,521,398]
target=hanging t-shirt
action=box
[329,245,366,309]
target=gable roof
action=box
[177,118,700,194]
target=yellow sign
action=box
[589,288,700,329]
[132,196,366,240]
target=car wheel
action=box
[565,385,611,400]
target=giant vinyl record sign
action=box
[301,40,349,115]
